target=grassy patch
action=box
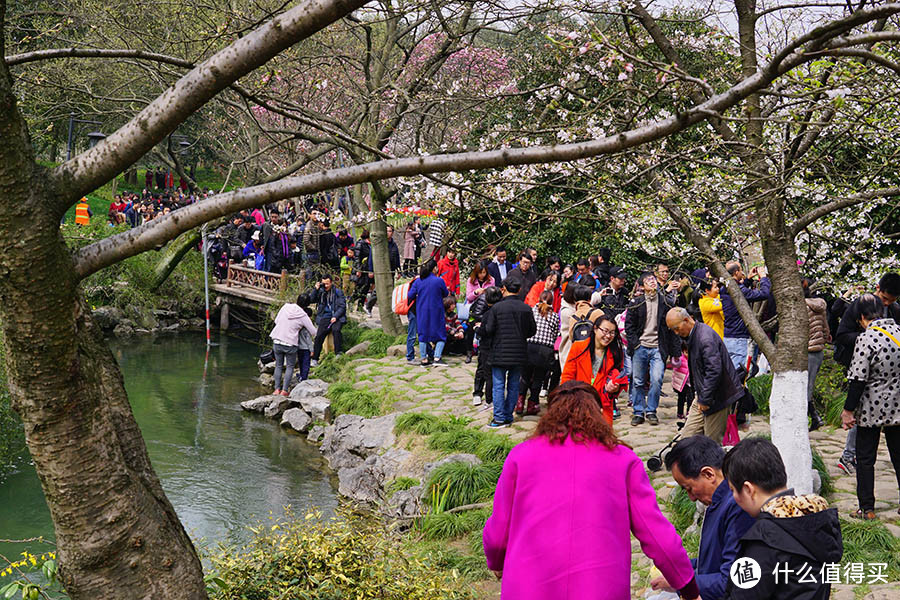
[311,352,355,382]
[810,446,834,497]
[396,413,516,464]
[386,477,420,498]
[425,462,502,510]
[341,320,407,356]
[327,382,384,418]
[417,508,491,541]
[814,349,848,428]
[411,540,490,580]
[747,374,772,416]
[840,518,900,580]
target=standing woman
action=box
[269,294,317,396]
[402,221,417,275]
[483,381,699,600]
[407,259,450,366]
[518,291,560,415]
[841,294,900,520]
[561,314,628,424]
[464,260,495,362]
[525,271,561,312]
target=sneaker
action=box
[539,388,548,398]
[310,359,318,367]
[432,359,448,367]
[646,413,659,426]
[631,415,645,426]
[612,408,621,420]
[407,359,417,365]
[488,420,511,428]
[472,395,483,407]
[420,358,431,367]
[837,456,856,475]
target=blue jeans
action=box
[629,346,663,416]
[296,349,311,382]
[420,340,445,361]
[492,366,522,424]
[724,337,749,370]
[406,312,418,361]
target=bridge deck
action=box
[211,283,280,305]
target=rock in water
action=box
[281,408,312,433]
[240,394,281,413]
[92,306,124,330]
[299,396,332,423]
[345,341,371,356]
[258,373,275,388]
[264,396,292,419]
[289,378,329,399]
[307,425,326,443]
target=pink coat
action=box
[483,436,695,600]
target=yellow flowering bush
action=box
[0,549,60,600]
[205,509,476,600]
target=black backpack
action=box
[570,308,601,360]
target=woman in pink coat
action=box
[483,380,699,600]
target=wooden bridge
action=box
[211,261,304,328]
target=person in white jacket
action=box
[269,294,318,395]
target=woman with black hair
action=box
[842,293,900,520]
[407,259,450,366]
[560,313,628,424]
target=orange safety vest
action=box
[75,201,90,225]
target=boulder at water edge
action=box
[257,360,275,375]
[307,425,326,443]
[337,448,412,504]
[299,396,332,423]
[241,394,282,413]
[289,378,329,399]
[385,485,425,520]
[281,408,312,433]
[264,396,292,419]
[320,413,397,470]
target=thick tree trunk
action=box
[150,228,201,290]
[369,189,402,336]
[0,55,207,600]
[760,221,813,494]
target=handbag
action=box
[722,413,740,446]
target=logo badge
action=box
[730,557,761,589]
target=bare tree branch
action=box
[789,187,900,237]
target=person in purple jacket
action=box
[483,380,700,600]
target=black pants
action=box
[354,274,371,309]
[856,425,900,511]
[520,344,553,404]
[545,355,561,392]
[312,320,343,359]
[464,323,477,355]
[677,385,694,417]
[474,350,493,403]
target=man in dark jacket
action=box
[482,278,536,428]
[598,266,629,318]
[386,226,401,273]
[652,436,756,600]
[311,274,346,362]
[624,272,680,426]
[722,438,842,600]
[668,308,742,441]
[486,246,510,285]
[503,252,537,301]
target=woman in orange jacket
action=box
[560,313,628,425]
[525,271,561,312]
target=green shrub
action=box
[425,462,502,510]
[417,508,491,540]
[810,446,834,497]
[427,428,486,456]
[747,375,772,416]
[475,435,515,463]
[206,509,475,599]
[411,540,489,580]
[840,518,900,580]
[815,349,848,427]
[386,477,420,498]
[327,382,383,418]
[665,487,697,534]
[396,413,515,464]
[341,321,407,357]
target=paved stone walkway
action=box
[349,309,900,598]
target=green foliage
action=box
[0,548,62,600]
[341,321,407,356]
[205,509,475,600]
[681,532,700,557]
[395,413,515,464]
[409,539,490,580]
[386,477,420,498]
[839,518,900,580]
[665,487,697,535]
[747,375,772,416]
[815,349,848,428]
[425,462,502,510]
[326,382,383,418]
[417,508,491,541]
[310,352,354,382]
[61,220,205,315]
[0,332,25,479]
[810,446,834,497]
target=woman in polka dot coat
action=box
[842,294,900,520]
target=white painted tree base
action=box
[768,370,814,494]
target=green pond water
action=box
[0,332,338,566]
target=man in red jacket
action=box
[437,249,460,296]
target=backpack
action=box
[392,280,413,315]
[570,308,601,361]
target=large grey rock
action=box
[264,396,292,419]
[337,449,413,504]
[299,396,332,423]
[307,425,326,443]
[113,319,136,338]
[423,453,482,479]
[345,341,371,356]
[241,394,281,413]
[258,360,276,375]
[92,306,124,330]
[281,408,312,433]
[385,485,425,519]
[386,344,406,358]
[258,373,274,388]
[320,413,398,470]
[289,378,329,399]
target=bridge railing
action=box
[225,261,297,294]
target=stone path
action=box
[349,308,900,598]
